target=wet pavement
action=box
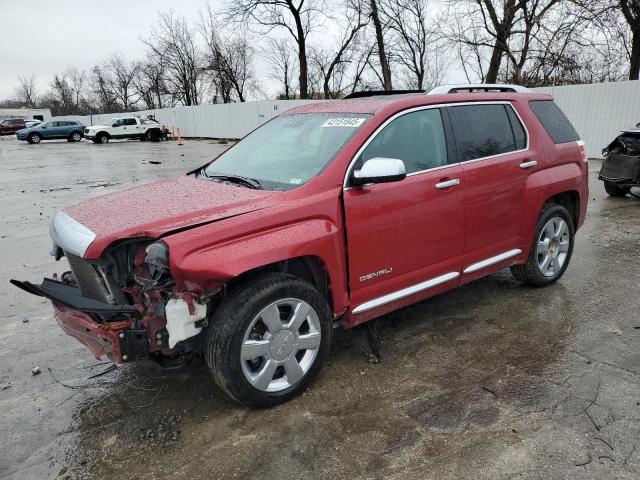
[1,135,639,479]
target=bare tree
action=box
[103,54,140,110]
[618,0,640,79]
[263,38,298,99]
[42,72,75,115]
[14,74,38,107]
[143,10,204,106]
[310,0,369,98]
[381,0,447,90]
[369,0,394,89]
[135,57,169,109]
[225,0,325,99]
[201,5,257,102]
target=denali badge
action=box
[360,268,393,282]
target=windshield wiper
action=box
[200,170,262,189]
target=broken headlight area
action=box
[11,239,208,364]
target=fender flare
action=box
[522,163,583,244]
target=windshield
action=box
[202,113,369,190]
[0,120,10,126]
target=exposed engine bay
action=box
[11,239,209,364]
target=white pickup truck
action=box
[84,117,163,144]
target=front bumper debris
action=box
[10,278,138,318]
[10,278,146,363]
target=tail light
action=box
[577,140,588,163]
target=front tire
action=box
[604,181,629,197]
[28,133,41,144]
[510,204,575,287]
[69,131,82,142]
[97,133,109,144]
[204,273,332,408]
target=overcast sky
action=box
[0,0,216,100]
[0,0,462,102]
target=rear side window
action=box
[529,100,579,144]
[448,104,523,162]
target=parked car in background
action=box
[0,118,27,135]
[16,120,85,144]
[84,117,163,144]
[24,120,42,128]
[599,127,640,196]
[11,84,588,408]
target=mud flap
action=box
[10,278,139,318]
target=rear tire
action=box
[28,133,41,144]
[510,204,575,287]
[604,181,629,197]
[204,273,332,408]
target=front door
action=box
[343,107,465,323]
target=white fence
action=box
[53,80,640,158]
[54,100,316,140]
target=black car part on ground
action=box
[9,278,139,318]
[600,131,640,189]
[599,153,640,184]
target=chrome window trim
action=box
[463,249,522,274]
[342,101,530,188]
[351,271,459,314]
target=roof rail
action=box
[427,83,532,95]
[344,89,425,99]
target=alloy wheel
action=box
[240,298,321,392]
[536,217,570,277]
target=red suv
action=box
[0,118,27,135]
[12,84,588,407]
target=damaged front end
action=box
[11,230,209,365]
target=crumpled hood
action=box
[61,175,278,258]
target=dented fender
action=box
[164,189,349,314]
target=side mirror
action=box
[352,157,406,187]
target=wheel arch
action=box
[542,190,580,228]
[224,256,333,312]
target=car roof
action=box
[284,92,554,116]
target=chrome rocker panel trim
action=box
[463,249,522,274]
[352,271,460,314]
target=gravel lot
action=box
[1,135,639,480]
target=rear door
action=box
[343,107,465,321]
[448,102,535,280]
[122,118,139,137]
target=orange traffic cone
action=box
[177,128,183,146]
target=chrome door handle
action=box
[520,160,538,169]
[435,178,460,189]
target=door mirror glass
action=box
[352,157,406,187]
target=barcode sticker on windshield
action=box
[321,118,366,128]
